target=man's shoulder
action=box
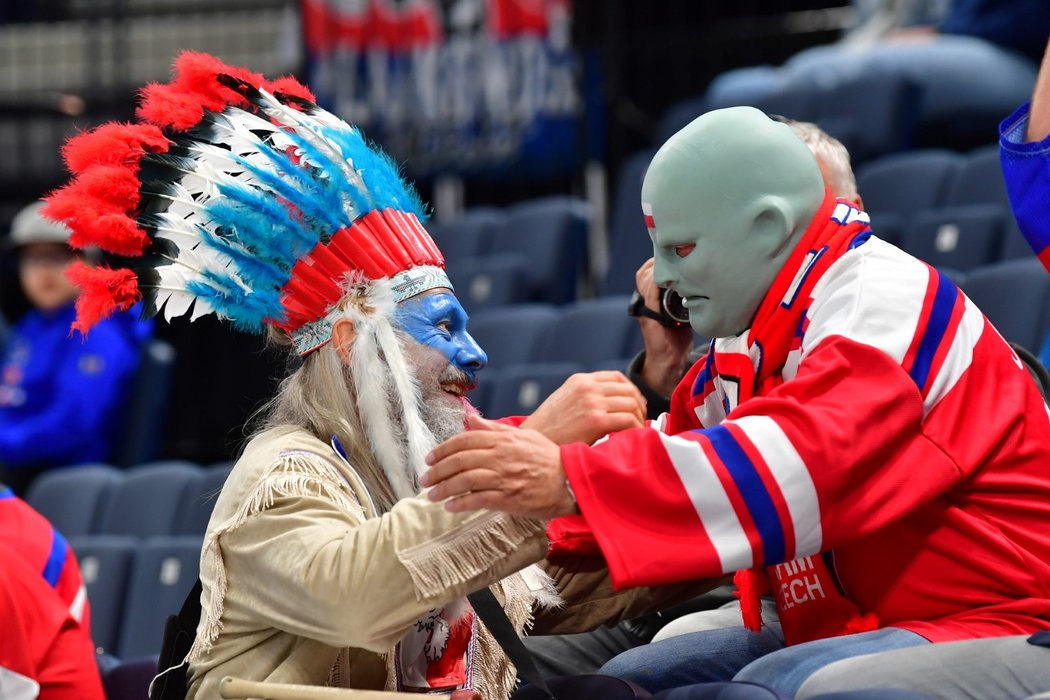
[236,426,336,473]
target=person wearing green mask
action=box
[422,106,1050,696]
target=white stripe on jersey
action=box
[733,415,823,558]
[659,432,753,573]
[70,584,88,624]
[804,240,929,365]
[0,666,40,700]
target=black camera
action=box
[628,287,690,327]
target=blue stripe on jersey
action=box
[910,271,958,392]
[848,227,873,250]
[705,425,786,565]
[0,487,14,500]
[42,527,68,588]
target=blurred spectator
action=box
[0,202,150,495]
[0,542,104,700]
[705,0,1050,144]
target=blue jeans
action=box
[598,624,928,697]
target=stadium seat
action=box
[484,362,585,418]
[176,463,233,536]
[445,253,532,313]
[97,461,203,538]
[999,217,1034,261]
[944,144,1010,209]
[814,72,920,165]
[467,304,559,369]
[856,150,964,223]
[112,338,176,468]
[535,296,641,366]
[603,148,656,297]
[898,205,1005,272]
[67,534,137,655]
[490,197,590,305]
[654,96,710,146]
[426,207,505,260]
[963,258,1050,352]
[117,535,202,659]
[24,464,123,537]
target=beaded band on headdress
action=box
[44,51,449,356]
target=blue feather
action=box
[197,226,291,293]
[188,274,286,332]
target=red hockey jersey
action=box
[561,196,1050,642]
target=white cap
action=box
[9,201,71,248]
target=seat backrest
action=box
[97,462,203,538]
[814,72,921,165]
[445,254,532,314]
[490,197,590,305]
[67,534,138,655]
[485,362,585,418]
[25,464,124,537]
[856,150,964,221]
[117,535,202,659]
[603,149,656,297]
[427,207,506,260]
[898,205,1005,272]
[654,96,710,147]
[963,258,1050,352]
[467,304,559,369]
[944,144,1009,209]
[535,296,640,366]
[112,338,176,468]
[176,464,233,536]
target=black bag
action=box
[149,578,202,700]
[468,588,650,700]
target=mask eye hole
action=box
[674,244,696,258]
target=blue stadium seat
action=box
[963,258,1050,352]
[654,96,710,146]
[117,535,202,659]
[97,462,203,538]
[24,464,123,537]
[445,253,532,313]
[898,205,1005,272]
[856,150,964,223]
[112,338,176,468]
[944,144,1010,209]
[467,304,559,369]
[485,362,585,418]
[426,207,505,260]
[603,148,656,297]
[67,534,137,656]
[999,217,1034,261]
[176,463,233,536]
[490,197,590,305]
[814,72,920,165]
[535,296,641,366]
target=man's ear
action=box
[331,316,357,363]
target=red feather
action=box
[267,76,316,106]
[734,568,771,633]
[137,51,265,131]
[65,262,141,334]
[62,122,169,173]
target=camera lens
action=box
[661,288,690,325]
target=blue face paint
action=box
[394,291,488,384]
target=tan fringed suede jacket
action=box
[185,426,719,700]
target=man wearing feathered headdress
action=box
[45,53,707,699]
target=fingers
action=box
[465,414,516,432]
[426,467,502,503]
[423,430,502,474]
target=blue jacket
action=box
[0,302,149,467]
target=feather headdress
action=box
[45,51,449,356]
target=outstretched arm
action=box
[1028,37,1050,142]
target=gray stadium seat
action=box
[445,254,532,313]
[176,464,233,536]
[67,534,137,656]
[117,535,202,659]
[25,464,123,537]
[536,296,642,366]
[97,462,203,538]
[963,258,1050,352]
[467,304,559,369]
[898,205,1005,272]
[426,207,505,260]
[856,150,964,224]
[603,148,656,297]
[484,362,585,419]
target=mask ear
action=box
[749,197,795,261]
[331,316,357,364]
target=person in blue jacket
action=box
[0,201,149,495]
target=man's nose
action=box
[457,332,488,373]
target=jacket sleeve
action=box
[217,479,548,653]
[1000,102,1050,270]
[0,324,139,465]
